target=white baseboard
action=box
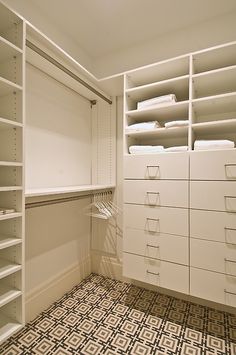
[25,257,91,323]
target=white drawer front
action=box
[124,229,188,265]
[190,209,236,243]
[191,238,236,275]
[124,153,189,180]
[124,180,188,208]
[123,253,189,294]
[190,181,236,212]
[190,150,236,180]
[124,204,188,236]
[191,268,236,307]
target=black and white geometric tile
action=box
[0,273,235,354]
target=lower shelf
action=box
[0,285,21,308]
[0,260,22,279]
[0,314,22,344]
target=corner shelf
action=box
[0,260,21,280]
[0,118,23,130]
[0,285,21,308]
[0,314,22,344]
[0,162,23,167]
[0,77,22,96]
[0,186,22,192]
[0,236,21,250]
[0,212,22,222]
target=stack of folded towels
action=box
[137,94,176,110]
[129,145,165,154]
[129,145,188,154]
[194,140,235,150]
[126,121,161,132]
[164,120,188,128]
[0,207,15,215]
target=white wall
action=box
[95,11,236,78]
[24,63,93,321]
[25,198,91,322]
[2,0,95,74]
[25,63,92,189]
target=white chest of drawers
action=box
[190,150,236,308]
[123,152,189,295]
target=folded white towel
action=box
[129,145,165,154]
[165,146,188,152]
[165,120,188,128]
[126,121,161,132]
[0,208,15,214]
[137,94,177,110]
[194,140,235,150]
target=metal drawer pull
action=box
[146,218,160,233]
[225,227,236,245]
[146,244,159,249]
[224,164,236,179]
[146,192,160,206]
[146,270,159,276]
[146,218,159,222]
[147,165,160,178]
[224,258,236,264]
[224,196,236,212]
[224,289,236,296]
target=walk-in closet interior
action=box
[0,0,236,354]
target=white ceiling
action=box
[28,0,236,58]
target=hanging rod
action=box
[25,194,92,209]
[26,39,112,105]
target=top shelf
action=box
[0,3,23,49]
[193,42,236,74]
[126,55,189,89]
[126,75,189,103]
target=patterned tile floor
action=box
[0,273,236,355]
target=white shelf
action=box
[0,314,22,344]
[192,119,236,135]
[193,65,236,99]
[0,213,22,222]
[193,42,236,74]
[0,236,21,250]
[0,77,22,97]
[126,100,189,121]
[0,36,22,63]
[0,285,21,308]
[0,118,23,130]
[127,55,189,87]
[25,184,115,198]
[0,186,22,192]
[126,75,189,102]
[192,92,236,117]
[0,260,21,279]
[126,125,188,139]
[0,161,23,167]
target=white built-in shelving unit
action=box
[0,2,25,344]
[123,41,236,308]
[124,41,236,152]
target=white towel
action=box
[0,208,15,214]
[126,121,161,132]
[129,145,165,154]
[165,120,188,128]
[165,146,188,152]
[194,140,235,150]
[137,94,177,110]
